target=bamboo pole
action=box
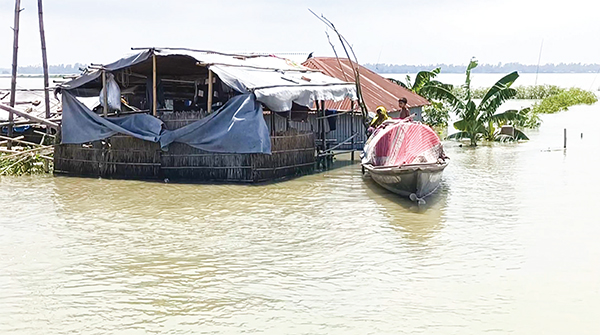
[101,70,108,117]
[308,10,368,126]
[37,0,50,119]
[0,144,54,160]
[33,130,55,138]
[0,117,61,127]
[0,103,59,128]
[321,101,326,149]
[0,134,42,147]
[8,0,22,150]
[207,69,213,114]
[350,100,355,162]
[152,53,157,116]
[37,0,51,172]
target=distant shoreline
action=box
[365,63,600,74]
[0,74,74,78]
[2,61,600,76]
[1,72,599,78]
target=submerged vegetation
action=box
[531,88,598,114]
[0,135,54,176]
[458,84,566,100]
[457,84,598,106]
[0,152,51,176]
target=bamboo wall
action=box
[54,132,315,183]
[54,137,161,179]
[264,111,367,151]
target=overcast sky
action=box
[1,0,599,68]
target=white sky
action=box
[0,0,599,68]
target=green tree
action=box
[446,59,529,146]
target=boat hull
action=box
[363,162,448,199]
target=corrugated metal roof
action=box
[302,57,430,112]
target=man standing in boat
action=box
[398,97,414,119]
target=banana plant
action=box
[446,58,529,146]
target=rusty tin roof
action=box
[302,57,430,112]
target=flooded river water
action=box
[1,103,600,334]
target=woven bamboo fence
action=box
[54,133,315,183]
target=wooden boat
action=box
[362,119,448,204]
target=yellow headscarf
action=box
[370,106,390,127]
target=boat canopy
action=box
[362,120,445,167]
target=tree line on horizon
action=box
[2,62,600,75]
[0,63,86,75]
[365,62,600,74]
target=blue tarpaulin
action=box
[61,92,271,154]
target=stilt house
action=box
[54,48,356,182]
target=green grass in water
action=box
[532,88,598,114]
[0,153,51,176]
[453,85,597,115]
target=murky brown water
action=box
[1,104,600,334]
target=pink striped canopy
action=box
[362,120,444,167]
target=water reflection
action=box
[362,173,447,243]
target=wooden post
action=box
[564,128,567,149]
[321,100,328,169]
[152,53,157,116]
[350,100,355,162]
[37,0,50,120]
[8,0,22,150]
[270,110,275,136]
[207,69,213,114]
[316,100,322,169]
[101,70,108,117]
[37,0,51,172]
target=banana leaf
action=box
[478,71,519,113]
